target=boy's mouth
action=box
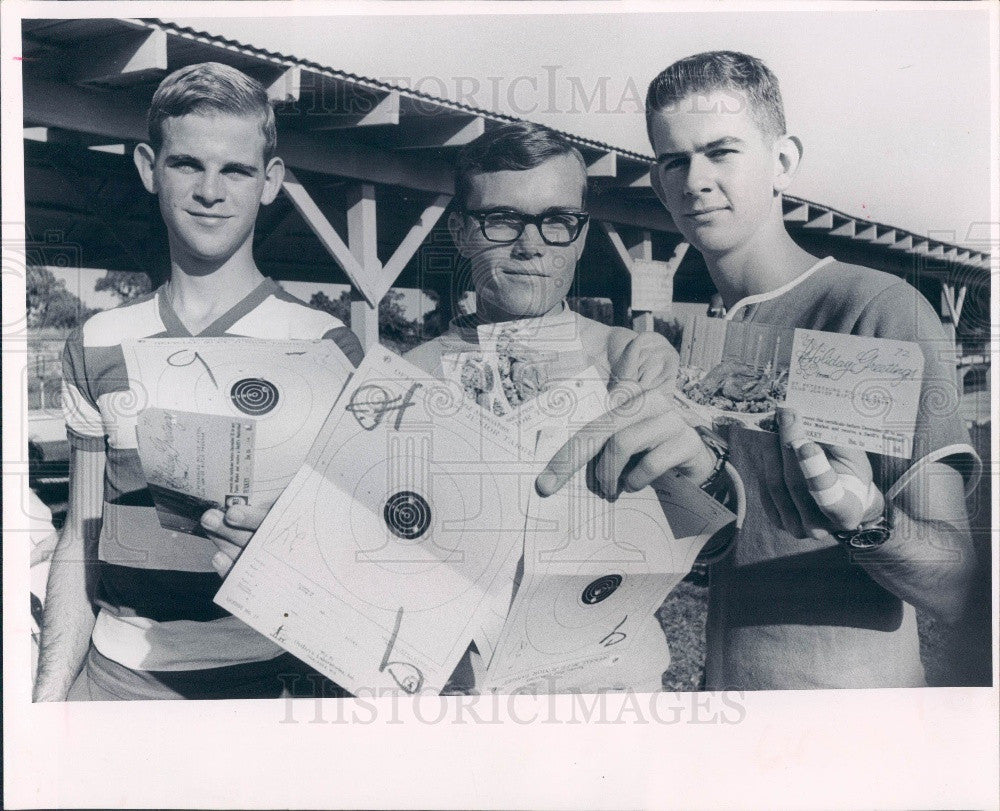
[686,206,729,219]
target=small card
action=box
[676,315,924,458]
[785,328,923,458]
[136,409,255,534]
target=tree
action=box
[95,270,152,304]
[309,288,425,354]
[25,266,94,328]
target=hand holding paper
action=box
[775,406,883,539]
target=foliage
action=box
[26,266,94,329]
[94,270,153,304]
[308,288,431,354]
[653,316,684,352]
[567,296,614,325]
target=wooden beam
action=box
[598,221,633,271]
[891,235,913,251]
[852,224,878,241]
[586,152,617,178]
[72,28,168,86]
[603,160,651,188]
[804,211,834,229]
[783,204,811,223]
[308,90,400,130]
[628,230,653,262]
[873,228,897,246]
[350,289,379,351]
[665,241,691,272]
[279,169,370,303]
[378,194,452,300]
[589,197,678,234]
[345,182,386,350]
[953,285,967,323]
[627,171,652,188]
[911,240,930,255]
[267,67,302,105]
[391,114,485,149]
[24,78,455,195]
[829,220,856,237]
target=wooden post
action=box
[346,183,381,350]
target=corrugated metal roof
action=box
[19,16,992,274]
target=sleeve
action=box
[854,283,981,498]
[321,325,364,368]
[61,325,106,451]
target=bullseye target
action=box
[384,491,432,540]
[580,574,622,605]
[230,378,280,415]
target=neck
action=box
[165,242,265,325]
[473,298,565,325]
[703,213,818,309]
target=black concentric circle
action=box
[580,574,623,605]
[383,490,432,541]
[230,378,280,415]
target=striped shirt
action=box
[62,278,362,686]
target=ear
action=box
[772,134,803,195]
[448,210,474,258]
[260,156,285,206]
[133,143,158,194]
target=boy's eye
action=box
[709,149,737,159]
[658,157,687,171]
[168,161,200,174]
[224,167,256,178]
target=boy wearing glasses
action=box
[405,122,694,425]
[206,122,716,693]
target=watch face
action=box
[847,527,890,549]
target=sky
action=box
[167,6,995,250]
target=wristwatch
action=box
[693,424,730,505]
[833,516,891,550]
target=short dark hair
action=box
[645,51,786,142]
[147,62,277,161]
[454,122,588,210]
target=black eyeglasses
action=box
[464,209,590,246]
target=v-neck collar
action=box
[157,277,278,337]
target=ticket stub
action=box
[136,408,255,535]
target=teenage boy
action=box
[33,62,362,701]
[206,122,709,693]
[538,51,980,689]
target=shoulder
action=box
[79,291,160,348]
[257,284,348,337]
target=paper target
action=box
[309,421,519,615]
[384,491,432,540]
[230,378,280,415]
[123,338,354,502]
[520,545,657,657]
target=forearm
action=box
[33,444,105,702]
[33,527,100,701]
[851,468,976,626]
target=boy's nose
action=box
[683,155,715,195]
[194,171,225,206]
[511,223,545,257]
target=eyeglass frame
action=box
[461,207,591,246]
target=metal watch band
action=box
[833,516,890,550]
